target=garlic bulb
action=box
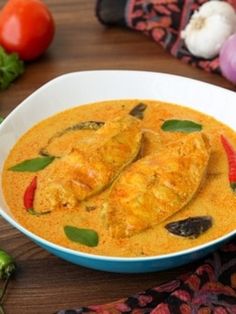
[200,1,236,29]
[181,1,236,59]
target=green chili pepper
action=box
[0,250,16,280]
[0,250,16,313]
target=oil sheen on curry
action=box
[2,100,236,257]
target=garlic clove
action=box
[199,1,236,23]
[182,14,233,59]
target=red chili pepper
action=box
[23,176,37,210]
[221,135,236,191]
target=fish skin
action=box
[106,133,211,238]
[43,115,142,210]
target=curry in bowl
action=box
[2,99,236,257]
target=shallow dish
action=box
[0,70,236,273]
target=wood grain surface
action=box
[0,1,235,313]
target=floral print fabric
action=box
[96,0,236,74]
[125,0,236,74]
[58,238,236,314]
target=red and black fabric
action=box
[57,237,236,314]
[96,0,236,75]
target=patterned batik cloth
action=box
[57,238,236,314]
[96,0,236,74]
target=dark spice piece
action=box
[129,103,147,120]
[165,216,213,239]
[85,206,97,212]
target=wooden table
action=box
[0,1,235,313]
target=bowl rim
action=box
[0,69,235,262]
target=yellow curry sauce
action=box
[2,100,236,257]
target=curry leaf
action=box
[161,120,202,132]
[9,156,55,172]
[64,226,99,247]
[0,117,3,124]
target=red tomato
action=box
[0,0,55,61]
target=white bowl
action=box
[0,70,235,273]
